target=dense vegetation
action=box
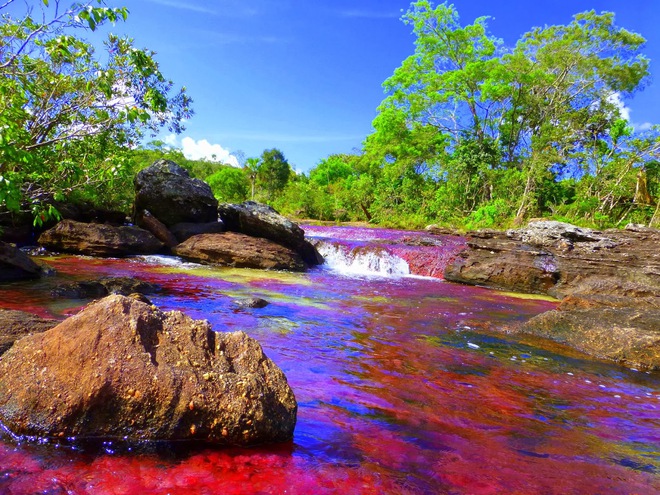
[1,0,659,231]
[274,1,660,229]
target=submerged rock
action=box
[173,233,306,272]
[0,294,297,445]
[0,309,58,355]
[519,305,660,372]
[218,202,321,266]
[38,220,163,257]
[0,242,44,281]
[235,297,270,309]
[134,160,218,227]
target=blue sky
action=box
[10,1,660,172]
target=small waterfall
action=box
[313,240,410,277]
[304,225,468,279]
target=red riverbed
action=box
[0,226,658,494]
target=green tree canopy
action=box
[0,0,192,222]
[256,148,291,202]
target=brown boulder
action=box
[173,233,306,272]
[218,202,321,265]
[0,295,297,445]
[38,219,163,257]
[0,309,58,355]
[0,242,44,281]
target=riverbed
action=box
[0,226,658,494]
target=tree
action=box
[364,0,656,226]
[206,166,249,203]
[244,157,260,201]
[256,148,291,202]
[0,0,193,222]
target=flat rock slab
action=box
[444,224,660,298]
[38,220,163,257]
[519,306,660,371]
[0,295,297,445]
[173,232,306,272]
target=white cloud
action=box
[180,136,240,167]
[163,133,178,147]
[607,92,631,121]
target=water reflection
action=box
[0,229,658,494]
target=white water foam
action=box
[314,240,410,278]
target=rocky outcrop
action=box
[444,221,660,370]
[0,310,58,355]
[51,276,161,299]
[38,219,163,257]
[134,160,218,227]
[0,295,297,445]
[170,221,225,243]
[0,242,44,281]
[218,202,321,266]
[173,233,306,272]
[444,221,660,298]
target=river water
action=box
[0,226,658,494]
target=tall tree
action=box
[256,148,291,202]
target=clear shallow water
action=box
[0,227,658,494]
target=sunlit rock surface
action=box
[0,295,297,445]
[445,221,660,369]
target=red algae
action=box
[0,227,659,494]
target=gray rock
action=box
[0,242,44,281]
[134,160,218,227]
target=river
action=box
[0,226,658,494]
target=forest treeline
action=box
[1,1,659,230]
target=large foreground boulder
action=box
[38,219,163,257]
[134,160,218,227]
[218,202,321,265]
[0,242,44,281]
[173,232,307,272]
[0,309,58,355]
[0,295,297,445]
